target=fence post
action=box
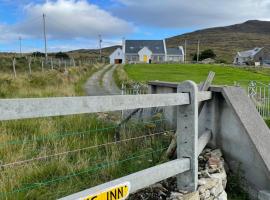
[176,80,198,192]
[41,58,44,72]
[28,57,32,75]
[51,58,54,70]
[64,60,67,72]
[12,58,17,78]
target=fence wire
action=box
[0,117,172,199]
[1,130,173,168]
[1,146,169,197]
[0,119,167,148]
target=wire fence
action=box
[5,56,103,78]
[0,115,173,199]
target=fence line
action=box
[8,57,102,77]
[0,80,212,199]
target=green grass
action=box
[0,64,169,199]
[113,64,130,88]
[125,63,270,87]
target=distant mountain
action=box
[67,45,121,58]
[166,20,270,63]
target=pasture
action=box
[125,63,270,87]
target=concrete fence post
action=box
[176,80,198,192]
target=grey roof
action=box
[125,40,165,54]
[167,47,183,55]
[238,47,263,58]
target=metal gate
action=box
[248,81,270,119]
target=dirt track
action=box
[85,64,121,96]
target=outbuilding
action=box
[109,48,125,64]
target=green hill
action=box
[166,20,270,63]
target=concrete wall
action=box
[148,81,270,199]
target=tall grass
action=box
[0,64,170,199]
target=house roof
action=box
[125,40,165,54]
[167,47,183,55]
[238,47,263,58]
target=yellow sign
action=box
[81,182,130,200]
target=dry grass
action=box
[0,63,169,199]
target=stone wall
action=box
[128,148,228,200]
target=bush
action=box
[55,52,69,59]
[32,52,45,57]
[192,49,216,61]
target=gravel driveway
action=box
[85,64,121,96]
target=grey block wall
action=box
[148,81,270,199]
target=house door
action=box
[143,55,148,63]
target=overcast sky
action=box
[0,0,270,52]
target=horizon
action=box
[1,0,270,53]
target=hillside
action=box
[166,20,270,63]
[67,45,121,59]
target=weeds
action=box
[0,64,170,199]
[227,164,250,200]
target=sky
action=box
[0,0,270,52]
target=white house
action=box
[233,47,270,66]
[109,48,125,64]
[109,39,185,64]
[138,47,152,63]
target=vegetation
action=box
[0,65,97,98]
[55,52,70,59]
[32,52,45,57]
[192,49,216,61]
[227,165,250,200]
[113,64,130,88]
[125,63,270,87]
[0,63,169,199]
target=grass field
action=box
[125,63,270,87]
[0,63,170,199]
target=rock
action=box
[178,190,189,194]
[210,169,227,188]
[217,191,227,200]
[204,190,211,199]
[208,156,221,170]
[211,149,223,158]
[150,183,168,193]
[170,192,184,200]
[210,180,224,197]
[183,191,200,200]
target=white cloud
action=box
[1,0,134,41]
[113,0,270,29]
